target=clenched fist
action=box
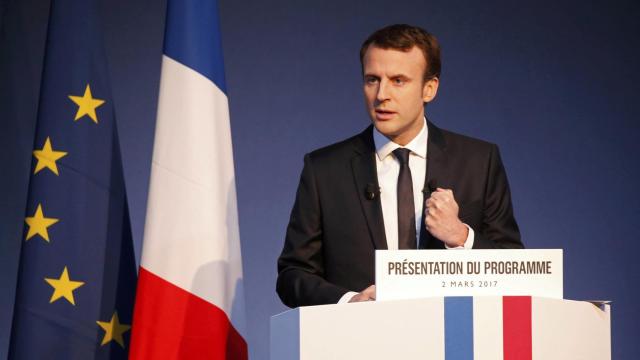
[425,188,468,247]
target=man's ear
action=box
[423,77,439,103]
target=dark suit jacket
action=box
[276,121,523,308]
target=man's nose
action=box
[376,79,390,102]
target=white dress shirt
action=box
[374,120,428,250]
[338,118,474,304]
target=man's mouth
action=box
[375,109,396,120]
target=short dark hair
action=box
[360,24,441,81]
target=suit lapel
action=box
[420,120,449,249]
[351,126,388,250]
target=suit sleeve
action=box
[276,154,350,308]
[472,144,524,249]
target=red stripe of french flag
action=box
[503,296,533,360]
[132,269,246,359]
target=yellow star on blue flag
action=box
[68,84,105,123]
[24,203,59,242]
[44,266,85,305]
[97,312,131,348]
[33,137,68,175]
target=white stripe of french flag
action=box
[130,0,247,358]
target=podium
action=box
[270,296,610,360]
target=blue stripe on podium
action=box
[444,297,474,359]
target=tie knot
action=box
[393,148,411,165]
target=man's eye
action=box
[365,77,378,84]
[393,78,405,85]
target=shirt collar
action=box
[373,117,428,161]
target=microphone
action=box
[365,183,380,200]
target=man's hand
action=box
[349,285,376,303]
[425,188,468,247]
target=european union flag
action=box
[9,0,137,358]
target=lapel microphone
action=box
[365,183,380,200]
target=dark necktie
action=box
[393,148,416,249]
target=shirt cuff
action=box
[337,291,359,304]
[445,224,475,249]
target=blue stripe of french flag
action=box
[130,0,248,358]
[445,297,474,359]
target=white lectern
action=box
[270,296,610,360]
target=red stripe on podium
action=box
[503,296,532,360]
[130,268,247,360]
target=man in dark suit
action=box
[277,24,523,308]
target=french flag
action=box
[130,0,247,358]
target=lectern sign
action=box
[375,249,563,301]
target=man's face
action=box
[362,45,439,145]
